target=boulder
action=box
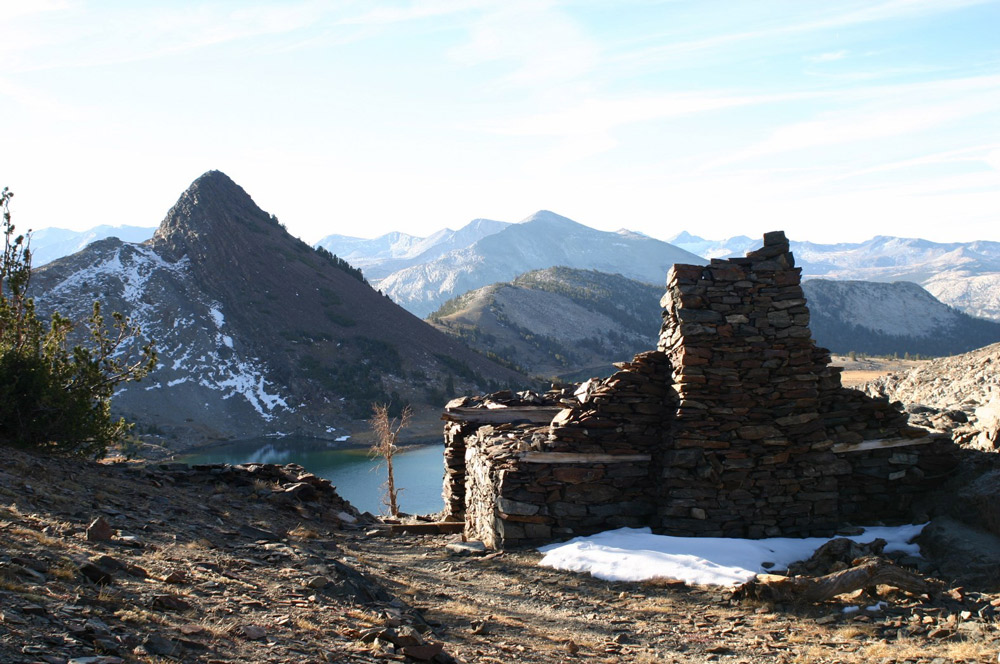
[956,469,1000,537]
[917,517,1000,590]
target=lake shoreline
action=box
[173,434,443,460]
[172,436,447,515]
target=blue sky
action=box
[1,0,998,244]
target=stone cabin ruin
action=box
[441,231,957,549]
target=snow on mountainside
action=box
[29,171,525,446]
[315,218,510,280]
[377,211,703,318]
[37,239,291,425]
[29,225,156,266]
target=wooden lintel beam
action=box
[520,452,651,464]
[831,436,939,454]
[443,406,563,424]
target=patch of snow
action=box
[843,605,860,614]
[537,524,926,587]
[172,349,192,371]
[335,435,351,442]
[208,306,225,328]
[205,361,290,420]
[221,335,234,348]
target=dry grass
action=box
[294,616,323,632]
[8,525,60,547]
[0,569,27,593]
[835,624,878,639]
[114,607,169,626]
[344,608,382,627]
[289,524,321,540]
[252,478,277,493]
[865,635,993,660]
[51,559,78,581]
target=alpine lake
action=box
[177,437,445,516]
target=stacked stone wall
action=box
[444,231,957,548]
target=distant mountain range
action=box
[29,172,523,446]
[358,211,702,318]
[670,232,1000,322]
[425,267,1000,378]
[32,219,1000,324]
[29,225,156,267]
[316,218,510,280]
[27,212,1000,358]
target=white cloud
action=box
[0,0,68,20]
[710,74,1000,168]
[807,50,848,62]
[448,0,599,88]
[610,0,996,74]
[482,93,766,137]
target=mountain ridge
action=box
[30,171,525,446]
[376,211,703,318]
[428,266,1000,380]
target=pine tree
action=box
[0,188,157,457]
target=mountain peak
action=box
[518,210,579,227]
[150,171,275,262]
[669,230,704,243]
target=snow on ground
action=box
[538,524,926,587]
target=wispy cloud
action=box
[1,2,340,72]
[448,0,599,88]
[708,74,1000,168]
[483,91,796,137]
[835,143,1000,180]
[807,50,849,63]
[0,0,69,20]
[608,0,996,74]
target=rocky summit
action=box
[29,171,524,447]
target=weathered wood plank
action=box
[520,452,652,464]
[443,406,563,424]
[831,436,939,454]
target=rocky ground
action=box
[2,446,998,664]
[861,343,1000,451]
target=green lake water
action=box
[178,438,445,515]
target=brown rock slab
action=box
[86,516,115,541]
[400,642,444,660]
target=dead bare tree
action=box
[369,403,412,517]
